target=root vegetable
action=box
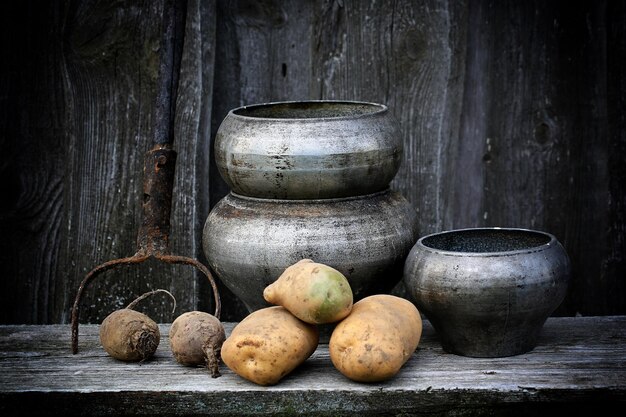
[221,306,319,386]
[329,294,422,382]
[169,311,225,378]
[263,259,353,324]
[99,289,176,362]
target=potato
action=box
[329,294,422,382]
[221,306,319,386]
[263,259,353,324]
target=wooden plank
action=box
[310,0,468,237]
[210,0,315,204]
[57,0,162,324]
[0,1,68,324]
[171,0,219,318]
[0,317,625,416]
[0,0,216,324]
[1,0,625,327]
[59,0,218,324]
[604,0,626,315]
[484,0,607,316]
[446,0,626,316]
[208,0,316,320]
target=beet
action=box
[99,289,176,362]
[169,311,225,377]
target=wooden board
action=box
[1,316,625,416]
[0,0,217,324]
[0,0,624,324]
[208,0,626,319]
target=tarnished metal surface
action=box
[403,228,571,358]
[203,190,419,313]
[214,101,403,199]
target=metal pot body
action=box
[403,228,570,357]
[214,101,402,199]
[204,190,418,312]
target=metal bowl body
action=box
[403,228,570,357]
[203,190,418,312]
[214,100,402,199]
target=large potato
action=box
[329,294,422,382]
[264,259,353,324]
[221,306,319,386]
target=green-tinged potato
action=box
[99,309,160,361]
[263,259,353,324]
[329,294,422,382]
[221,306,319,386]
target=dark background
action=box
[0,0,624,324]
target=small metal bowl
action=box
[403,227,570,357]
[214,100,402,199]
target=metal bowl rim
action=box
[228,188,392,204]
[414,227,559,257]
[225,100,389,122]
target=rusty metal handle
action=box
[137,144,177,255]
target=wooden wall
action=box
[1,0,624,324]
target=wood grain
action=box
[310,0,468,238]
[1,317,624,416]
[0,0,216,324]
[0,0,625,324]
[605,0,626,316]
[447,0,626,316]
[0,1,69,324]
[208,0,317,320]
[455,1,615,317]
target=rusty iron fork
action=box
[70,0,211,354]
[71,144,221,354]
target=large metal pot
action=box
[203,190,418,312]
[214,100,402,199]
[403,227,570,357]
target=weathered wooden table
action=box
[1,316,624,416]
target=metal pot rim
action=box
[415,227,558,257]
[229,188,391,204]
[226,100,388,122]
